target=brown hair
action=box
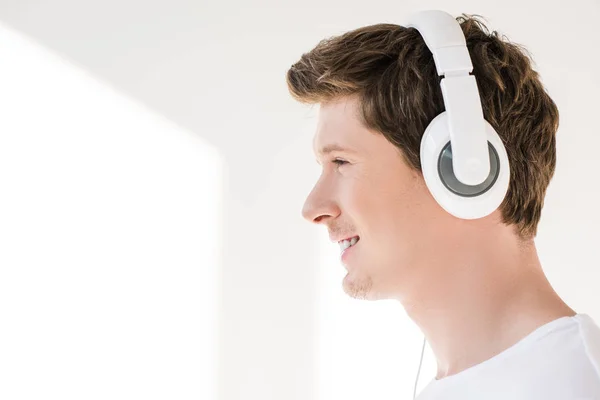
[286,14,559,240]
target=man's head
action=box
[287,15,559,300]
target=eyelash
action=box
[332,158,348,166]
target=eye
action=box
[332,158,349,166]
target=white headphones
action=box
[407,10,510,220]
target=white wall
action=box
[0,0,598,399]
[0,24,221,399]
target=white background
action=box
[0,1,598,399]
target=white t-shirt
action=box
[415,313,600,400]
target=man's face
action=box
[302,95,450,300]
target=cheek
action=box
[339,166,435,237]
[339,174,377,223]
[357,173,430,240]
[340,173,406,235]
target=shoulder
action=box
[572,314,600,380]
[531,313,600,398]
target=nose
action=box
[301,177,340,224]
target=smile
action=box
[338,236,359,252]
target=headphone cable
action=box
[413,335,427,399]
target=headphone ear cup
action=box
[420,112,510,219]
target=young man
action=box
[286,13,600,399]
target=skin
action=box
[301,94,576,379]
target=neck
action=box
[398,227,575,380]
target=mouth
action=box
[338,236,360,253]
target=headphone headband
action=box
[406,10,473,76]
[407,10,490,185]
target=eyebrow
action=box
[314,143,357,157]
[313,143,358,165]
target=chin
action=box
[342,273,378,300]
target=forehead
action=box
[312,97,364,156]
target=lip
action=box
[331,234,360,243]
[341,240,358,264]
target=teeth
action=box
[338,237,359,252]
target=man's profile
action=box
[286,11,600,399]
